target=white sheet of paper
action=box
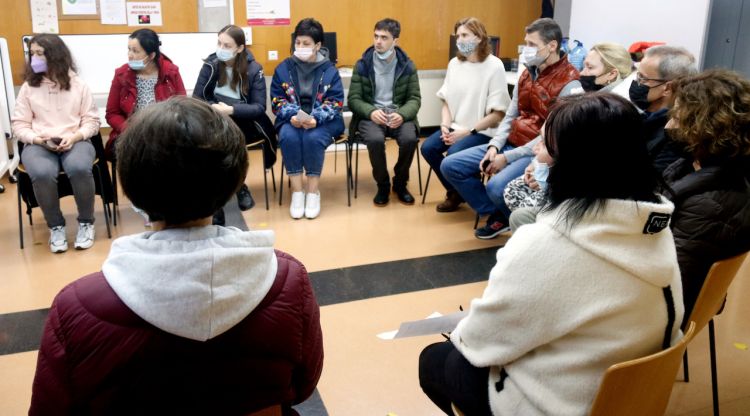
[127,2,163,26]
[203,0,227,7]
[61,0,97,15]
[30,0,60,34]
[296,109,313,122]
[393,311,468,339]
[100,0,127,25]
[377,311,467,340]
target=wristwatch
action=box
[470,128,478,135]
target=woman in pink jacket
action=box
[12,34,100,253]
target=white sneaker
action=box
[49,226,68,253]
[290,191,305,219]
[74,222,95,250]
[305,191,321,219]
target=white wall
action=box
[568,0,712,66]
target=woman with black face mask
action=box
[579,43,633,93]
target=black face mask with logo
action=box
[628,80,652,111]
[580,75,605,92]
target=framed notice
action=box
[126,2,163,26]
[246,0,290,26]
[57,0,100,20]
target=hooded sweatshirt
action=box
[30,226,323,415]
[102,226,277,341]
[451,197,684,416]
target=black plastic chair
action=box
[16,133,114,249]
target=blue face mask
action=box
[128,58,146,71]
[216,47,236,62]
[533,161,550,191]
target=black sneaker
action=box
[236,184,255,211]
[475,212,510,240]
[373,186,390,206]
[393,185,415,205]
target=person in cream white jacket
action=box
[419,93,684,416]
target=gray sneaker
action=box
[74,222,95,250]
[49,226,68,253]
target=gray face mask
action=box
[457,40,478,56]
[376,46,394,60]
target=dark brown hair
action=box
[454,17,491,62]
[25,34,76,90]
[670,69,750,165]
[116,96,248,225]
[217,25,250,95]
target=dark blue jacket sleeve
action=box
[232,63,266,119]
[192,62,213,102]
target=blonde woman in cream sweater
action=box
[419,93,684,416]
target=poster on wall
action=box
[101,0,127,25]
[126,2,163,26]
[30,0,60,33]
[246,0,290,26]
[60,0,98,15]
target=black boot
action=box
[236,184,255,211]
[373,185,390,206]
[393,182,415,205]
[212,208,225,226]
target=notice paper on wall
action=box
[127,2,163,26]
[29,0,59,33]
[60,0,97,15]
[203,0,227,7]
[246,0,290,26]
[101,0,127,25]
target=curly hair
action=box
[670,69,750,165]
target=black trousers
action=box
[419,341,492,416]
[358,120,418,188]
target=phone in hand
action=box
[50,137,63,145]
[482,159,491,172]
[296,109,313,122]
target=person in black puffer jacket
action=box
[664,69,750,324]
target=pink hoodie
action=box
[11,73,100,144]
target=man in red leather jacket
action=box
[30,96,323,416]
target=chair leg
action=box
[111,160,118,226]
[279,159,285,206]
[334,141,338,173]
[261,144,269,210]
[682,349,690,382]
[346,141,352,207]
[474,213,481,230]
[709,319,720,416]
[17,180,24,249]
[421,168,432,205]
[94,166,112,239]
[416,145,423,196]
[270,164,277,193]
[354,144,359,198]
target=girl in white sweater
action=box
[419,93,684,416]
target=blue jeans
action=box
[442,143,533,218]
[279,123,338,176]
[420,131,491,193]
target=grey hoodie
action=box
[102,226,277,341]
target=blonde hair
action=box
[591,43,633,80]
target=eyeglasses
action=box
[636,72,667,87]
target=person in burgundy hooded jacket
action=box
[30,96,323,416]
[105,29,186,159]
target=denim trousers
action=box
[441,143,533,218]
[420,131,491,193]
[278,123,339,176]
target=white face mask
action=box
[294,47,315,60]
[216,47,236,62]
[376,46,394,60]
[522,46,548,67]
